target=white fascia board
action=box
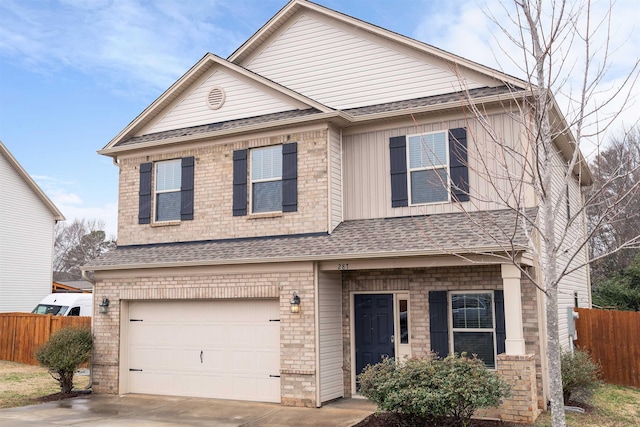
[83,245,530,272]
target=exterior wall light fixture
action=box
[290,292,300,314]
[99,297,110,314]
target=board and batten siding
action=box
[329,124,343,232]
[318,271,343,403]
[342,111,532,220]
[245,13,485,110]
[541,147,590,349]
[0,154,56,312]
[143,69,301,135]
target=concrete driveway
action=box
[0,394,376,426]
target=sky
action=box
[1,0,638,239]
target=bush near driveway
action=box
[358,353,510,427]
[35,327,92,394]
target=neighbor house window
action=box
[450,292,496,369]
[251,145,282,213]
[407,131,449,204]
[155,159,182,221]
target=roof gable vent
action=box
[207,86,226,110]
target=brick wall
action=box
[116,129,329,246]
[341,265,542,420]
[92,267,317,407]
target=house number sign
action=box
[337,263,349,270]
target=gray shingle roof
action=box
[86,208,537,270]
[343,86,521,116]
[115,86,522,148]
[116,109,323,147]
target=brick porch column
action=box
[501,264,526,355]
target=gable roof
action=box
[85,208,536,271]
[229,0,527,89]
[101,53,332,152]
[0,141,65,221]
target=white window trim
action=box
[249,145,283,215]
[448,290,497,369]
[406,130,451,206]
[153,159,181,223]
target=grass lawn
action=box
[533,384,640,427]
[0,360,90,409]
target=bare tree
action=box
[417,1,640,426]
[588,126,640,285]
[54,219,115,281]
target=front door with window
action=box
[354,294,395,378]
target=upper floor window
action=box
[138,157,194,225]
[390,128,469,208]
[407,131,449,204]
[251,145,283,213]
[155,159,182,221]
[233,143,297,216]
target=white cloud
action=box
[0,0,239,97]
[33,175,118,239]
[412,0,640,148]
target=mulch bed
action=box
[30,391,84,404]
[355,400,594,426]
[353,413,512,427]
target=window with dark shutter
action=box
[494,290,506,355]
[180,157,194,221]
[282,142,298,212]
[138,162,152,224]
[233,149,248,216]
[448,128,469,202]
[389,136,408,207]
[429,291,449,358]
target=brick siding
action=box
[116,129,329,246]
[92,267,317,407]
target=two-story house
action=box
[85,0,592,423]
[1,141,65,312]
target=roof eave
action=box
[98,111,351,156]
[0,141,65,221]
[83,244,530,272]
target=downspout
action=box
[314,262,321,407]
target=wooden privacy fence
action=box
[574,308,640,388]
[0,313,91,366]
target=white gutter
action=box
[314,262,321,407]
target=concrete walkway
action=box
[0,394,376,427]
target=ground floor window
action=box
[450,292,496,369]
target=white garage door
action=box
[127,299,281,403]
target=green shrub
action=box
[358,353,511,427]
[561,349,602,404]
[35,327,92,394]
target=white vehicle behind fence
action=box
[32,293,93,316]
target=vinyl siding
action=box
[0,154,56,312]
[245,13,484,109]
[144,69,300,135]
[342,110,532,220]
[318,270,343,403]
[328,124,342,232]
[544,148,590,349]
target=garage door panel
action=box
[127,299,280,403]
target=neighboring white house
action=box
[0,141,65,312]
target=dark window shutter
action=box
[282,142,298,212]
[448,128,469,202]
[138,162,152,224]
[429,291,449,358]
[180,157,194,221]
[494,290,506,355]
[233,149,248,216]
[389,136,408,207]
